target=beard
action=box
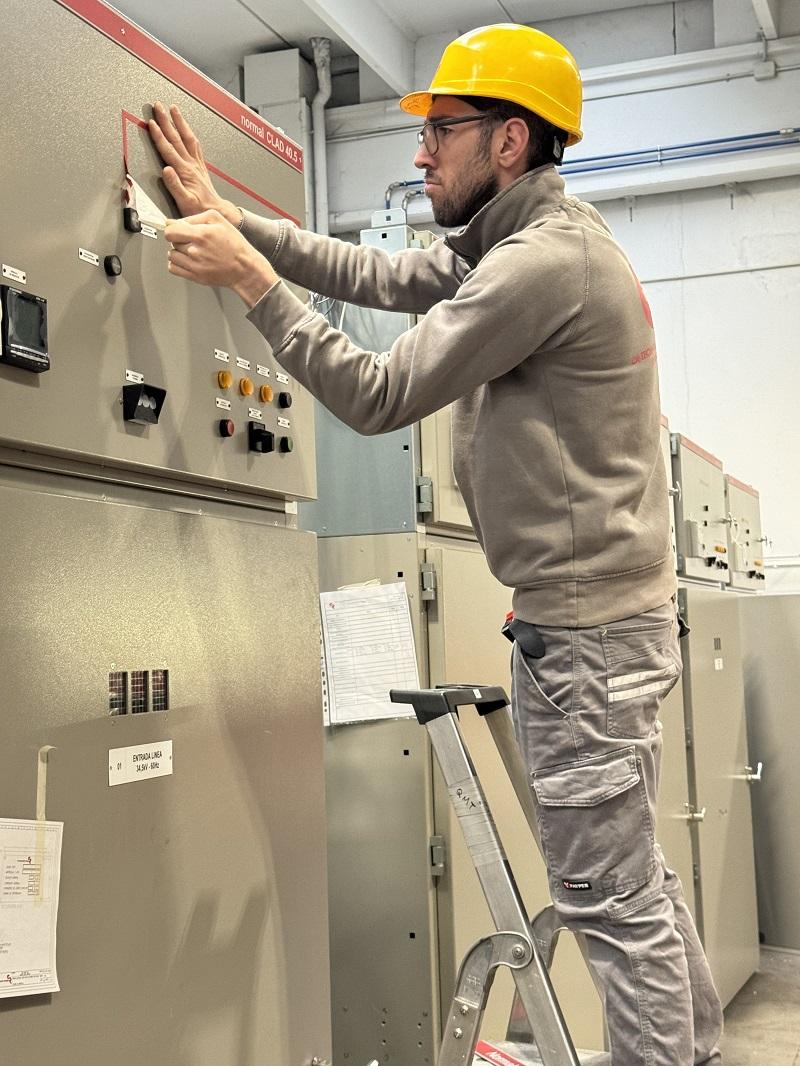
[430,149,499,228]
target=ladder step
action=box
[473,1042,609,1066]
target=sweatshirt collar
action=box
[444,165,567,265]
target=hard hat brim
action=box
[399,91,434,117]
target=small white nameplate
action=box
[78,248,100,266]
[216,397,232,411]
[276,372,289,384]
[141,224,158,240]
[2,264,26,284]
[256,364,270,377]
[236,357,251,370]
[125,369,144,384]
[109,741,173,787]
[248,407,263,420]
[214,349,230,363]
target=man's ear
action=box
[496,117,530,174]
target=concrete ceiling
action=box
[112,0,783,96]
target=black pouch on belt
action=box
[501,613,546,659]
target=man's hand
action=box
[165,211,278,308]
[149,102,240,226]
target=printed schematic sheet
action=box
[320,582,419,725]
[0,818,63,998]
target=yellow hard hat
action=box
[400,23,583,146]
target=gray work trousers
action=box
[510,599,724,1066]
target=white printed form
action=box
[320,582,419,725]
[0,818,63,998]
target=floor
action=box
[721,948,800,1065]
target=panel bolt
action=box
[460,1005,469,1015]
[453,1029,463,1039]
[512,945,526,959]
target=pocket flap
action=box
[533,748,640,808]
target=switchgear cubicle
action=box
[0,3,330,1064]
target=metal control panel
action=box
[724,475,766,590]
[0,0,314,504]
[671,434,730,584]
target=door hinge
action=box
[430,834,446,877]
[416,475,433,516]
[420,561,437,602]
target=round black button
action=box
[104,255,123,277]
[279,436,294,453]
[278,392,293,408]
[218,419,235,438]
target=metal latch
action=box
[430,835,446,877]
[420,561,437,602]
[680,803,706,822]
[416,475,433,516]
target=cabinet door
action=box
[680,586,759,1007]
[425,543,605,1051]
[419,408,475,533]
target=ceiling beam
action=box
[751,0,780,39]
[300,0,414,95]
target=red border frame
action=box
[56,0,304,173]
[122,111,301,225]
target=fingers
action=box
[151,101,191,161]
[169,105,201,158]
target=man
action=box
[149,23,723,1065]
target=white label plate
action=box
[248,407,263,420]
[141,224,158,240]
[214,349,230,363]
[216,397,232,411]
[714,658,724,671]
[256,364,270,377]
[278,417,291,428]
[78,248,100,266]
[109,741,173,786]
[236,357,251,370]
[2,264,26,284]
[125,369,144,384]
[276,372,289,384]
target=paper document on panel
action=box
[0,818,64,998]
[320,582,419,724]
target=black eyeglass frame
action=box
[416,113,494,155]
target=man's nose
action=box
[413,141,435,170]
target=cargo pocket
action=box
[602,618,681,739]
[532,747,655,904]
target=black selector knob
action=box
[278,391,293,409]
[104,255,122,277]
[279,436,294,453]
[248,421,275,453]
[218,419,235,438]
[123,207,142,233]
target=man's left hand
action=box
[165,210,278,308]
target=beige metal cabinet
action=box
[678,585,759,1006]
[671,437,731,584]
[738,594,798,950]
[724,476,766,591]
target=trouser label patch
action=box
[563,879,592,890]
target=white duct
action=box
[311,38,332,235]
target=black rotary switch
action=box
[248,421,275,453]
[279,436,294,453]
[218,419,235,438]
[104,255,123,277]
[278,391,293,409]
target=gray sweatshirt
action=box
[243,165,676,627]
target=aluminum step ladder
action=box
[389,684,582,1066]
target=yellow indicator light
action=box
[217,370,233,390]
[239,376,255,397]
[715,545,727,553]
[259,384,274,404]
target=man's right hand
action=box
[148,102,241,227]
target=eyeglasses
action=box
[416,113,492,156]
